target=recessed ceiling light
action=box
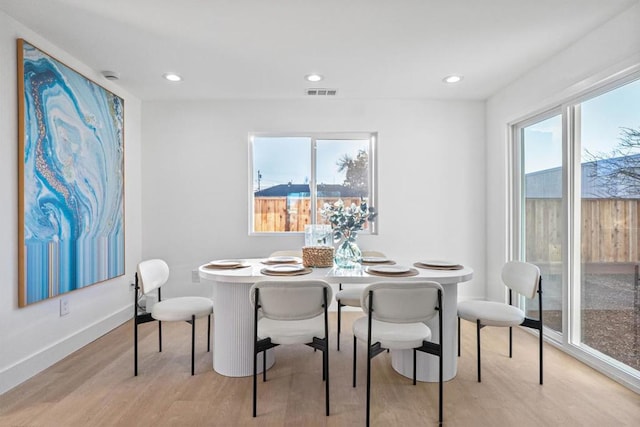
[305,74,324,82]
[163,73,182,82]
[443,75,463,84]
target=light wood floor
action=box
[1,312,638,426]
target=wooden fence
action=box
[526,198,640,263]
[253,197,365,232]
[255,197,640,262]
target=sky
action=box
[252,137,369,190]
[524,78,640,173]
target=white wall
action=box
[0,11,142,394]
[141,99,486,302]
[485,3,640,301]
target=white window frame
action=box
[509,68,640,393]
[248,132,378,235]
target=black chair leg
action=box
[134,320,138,376]
[324,342,330,416]
[191,315,195,376]
[366,344,372,427]
[353,336,357,387]
[158,321,162,352]
[476,319,482,383]
[439,342,443,424]
[323,289,330,416]
[253,349,257,417]
[337,302,342,351]
[263,350,267,382]
[509,326,513,358]
[539,326,544,385]
[133,276,139,377]
[322,353,326,381]
[539,284,544,385]
[413,348,417,385]
[253,288,259,417]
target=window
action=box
[517,112,564,335]
[578,80,640,372]
[512,75,640,387]
[250,133,377,234]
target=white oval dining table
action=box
[199,258,473,382]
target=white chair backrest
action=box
[250,280,333,321]
[361,281,443,323]
[137,259,170,295]
[269,250,303,258]
[501,261,541,299]
[361,250,386,258]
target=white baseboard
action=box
[0,306,131,395]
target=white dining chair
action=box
[134,259,213,376]
[335,250,386,351]
[352,281,444,426]
[250,280,332,418]
[457,260,543,384]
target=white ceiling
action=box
[0,0,637,101]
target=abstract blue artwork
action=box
[18,39,125,307]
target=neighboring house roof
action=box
[526,154,640,198]
[254,183,366,197]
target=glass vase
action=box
[334,237,362,269]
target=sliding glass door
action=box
[519,113,564,334]
[578,79,640,371]
[514,75,640,382]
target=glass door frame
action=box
[569,76,640,377]
[510,107,566,346]
[509,70,640,392]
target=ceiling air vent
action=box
[306,88,338,96]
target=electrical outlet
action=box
[60,298,70,316]
[191,269,200,283]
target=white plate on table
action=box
[267,256,302,264]
[418,260,459,268]
[362,256,390,263]
[208,259,246,267]
[264,264,306,273]
[367,265,411,274]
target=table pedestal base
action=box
[390,285,458,382]
[213,280,275,376]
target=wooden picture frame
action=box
[18,39,125,307]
